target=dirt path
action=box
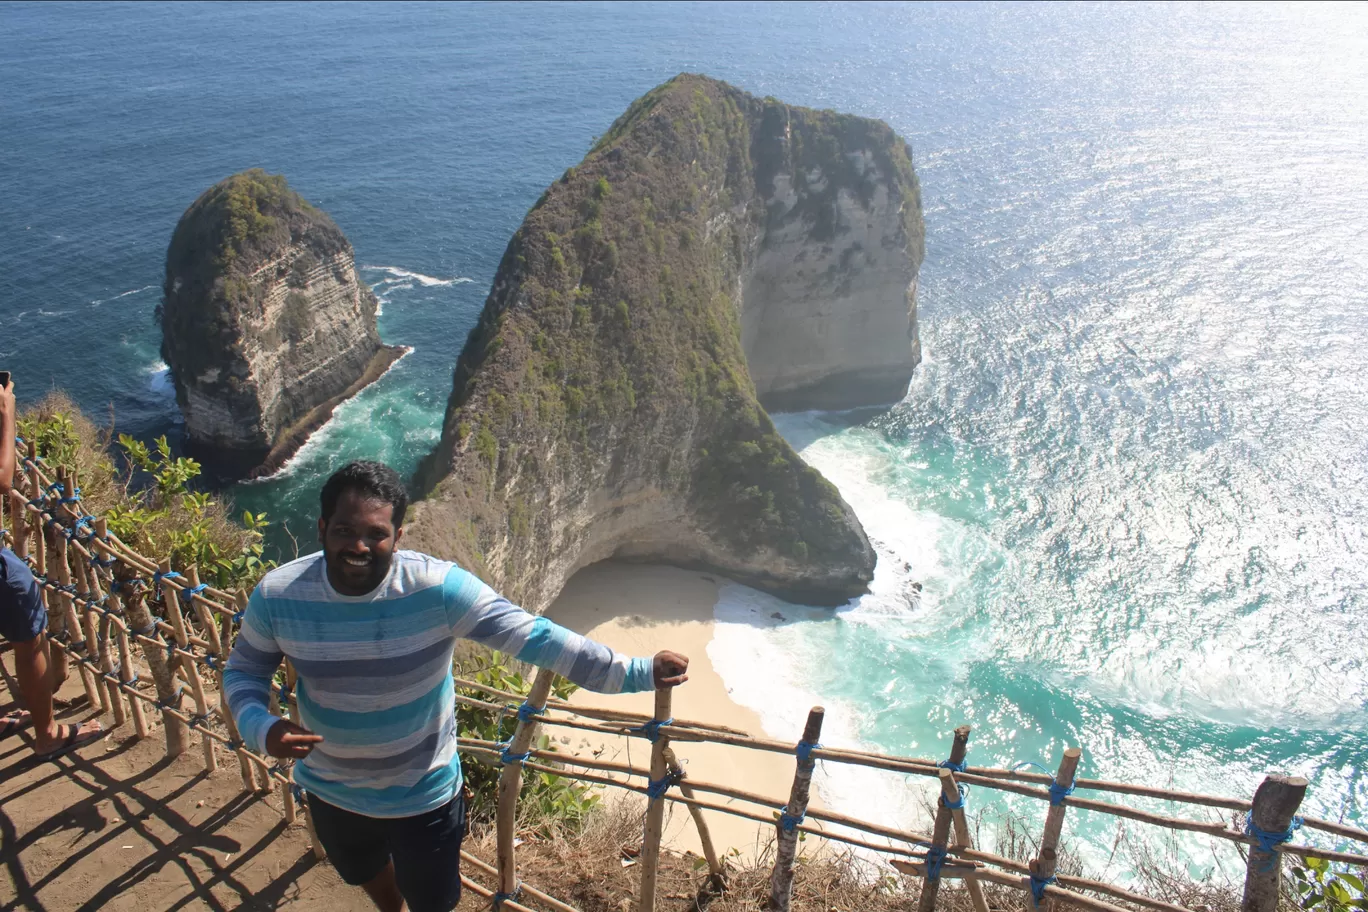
[0,661,363,911]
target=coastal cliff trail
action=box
[0,668,356,911]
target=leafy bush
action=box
[15,394,273,592]
[1293,858,1368,912]
[455,650,601,836]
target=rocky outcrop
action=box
[406,74,924,612]
[160,170,404,477]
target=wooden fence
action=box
[3,436,1367,912]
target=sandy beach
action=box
[547,561,818,862]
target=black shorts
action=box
[0,547,46,644]
[305,791,467,912]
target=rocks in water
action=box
[160,169,404,478]
[406,74,925,612]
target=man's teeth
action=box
[343,556,371,567]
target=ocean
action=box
[3,1,1365,872]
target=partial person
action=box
[0,372,105,757]
[225,460,689,912]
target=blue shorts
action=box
[0,547,46,644]
[305,791,467,912]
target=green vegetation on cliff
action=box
[412,74,924,608]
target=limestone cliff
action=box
[407,74,924,611]
[160,170,404,477]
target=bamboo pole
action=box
[220,589,258,792]
[460,850,582,912]
[52,529,103,709]
[1029,848,1059,912]
[158,558,216,771]
[919,727,970,912]
[662,745,725,890]
[769,707,824,912]
[109,590,149,738]
[1030,748,1081,912]
[122,582,189,756]
[496,668,555,906]
[75,542,127,726]
[1241,775,1307,912]
[638,686,673,912]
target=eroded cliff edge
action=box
[160,170,404,478]
[407,74,924,611]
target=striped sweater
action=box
[224,550,655,818]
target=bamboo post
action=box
[497,668,556,905]
[53,531,103,708]
[75,543,126,726]
[638,686,675,912]
[1241,775,1307,912]
[93,518,148,738]
[662,745,725,890]
[157,559,216,773]
[768,707,824,912]
[220,589,258,791]
[1029,748,1081,912]
[124,582,189,756]
[919,727,972,912]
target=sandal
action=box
[1,709,32,739]
[34,721,104,760]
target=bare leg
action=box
[361,860,405,912]
[12,632,98,752]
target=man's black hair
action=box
[320,460,408,527]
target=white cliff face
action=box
[743,152,921,411]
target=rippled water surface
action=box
[3,2,1366,869]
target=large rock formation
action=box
[406,74,923,611]
[160,170,404,477]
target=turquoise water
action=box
[3,2,1366,870]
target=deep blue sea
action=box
[3,1,1366,874]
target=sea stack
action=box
[406,74,924,611]
[160,169,404,477]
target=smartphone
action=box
[0,371,9,388]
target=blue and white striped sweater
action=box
[224,550,654,818]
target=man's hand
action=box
[652,650,689,688]
[265,719,323,758]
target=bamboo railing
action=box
[3,436,1367,912]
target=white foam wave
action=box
[242,346,414,483]
[362,265,474,288]
[91,284,157,306]
[706,412,985,841]
[147,360,174,396]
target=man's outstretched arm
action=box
[443,567,688,692]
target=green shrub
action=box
[455,651,600,834]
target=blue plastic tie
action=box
[130,621,158,638]
[180,583,209,603]
[1244,813,1303,872]
[647,770,681,802]
[278,681,293,710]
[153,570,183,588]
[795,739,821,765]
[1029,873,1057,905]
[291,782,305,803]
[59,487,82,505]
[630,717,673,743]
[498,742,531,765]
[156,686,186,710]
[937,759,967,773]
[71,515,95,538]
[492,885,521,909]
[924,845,949,881]
[46,482,65,495]
[778,809,805,832]
[516,700,544,723]
[232,610,245,623]
[939,783,968,811]
[1012,761,1075,806]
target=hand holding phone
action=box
[0,371,11,388]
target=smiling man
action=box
[224,460,688,912]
